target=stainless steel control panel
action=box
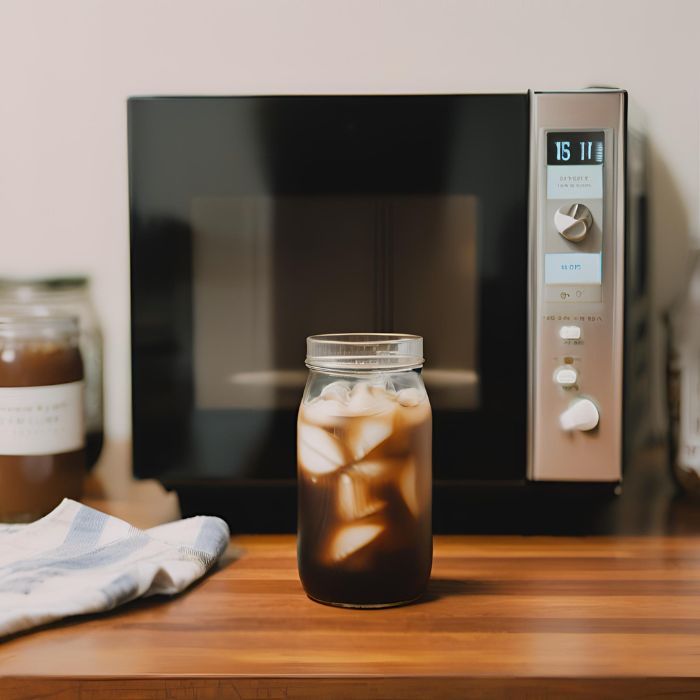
[528,90,625,482]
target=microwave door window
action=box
[190,192,482,479]
[191,194,480,414]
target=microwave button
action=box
[559,398,600,432]
[559,325,582,340]
[554,203,593,243]
[554,366,578,387]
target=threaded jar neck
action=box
[306,333,424,372]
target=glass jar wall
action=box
[0,315,85,522]
[297,334,432,608]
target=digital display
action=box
[547,131,604,165]
[545,253,602,285]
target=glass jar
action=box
[0,278,103,469]
[667,250,700,495]
[297,333,432,608]
[0,315,85,522]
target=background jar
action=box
[297,333,432,608]
[0,277,103,469]
[0,315,85,522]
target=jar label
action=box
[0,381,85,456]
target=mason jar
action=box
[297,333,432,608]
[0,277,103,469]
[0,314,85,522]
[666,250,700,495]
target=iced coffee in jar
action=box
[0,315,85,522]
[298,333,432,608]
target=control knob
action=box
[554,203,593,243]
[559,398,599,432]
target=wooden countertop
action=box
[3,532,700,698]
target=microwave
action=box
[128,90,650,532]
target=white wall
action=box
[2,0,698,441]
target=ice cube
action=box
[394,393,432,433]
[397,387,422,407]
[368,377,397,398]
[298,423,349,475]
[346,413,395,461]
[398,458,421,517]
[321,381,352,404]
[347,381,378,414]
[302,398,350,428]
[328,523,383,562]
[337,469,385,521]
[352,459,392,479]
[348,381,397,414]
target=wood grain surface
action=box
[2,534,700,698]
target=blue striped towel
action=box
[0,499,230,637]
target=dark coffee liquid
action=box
[297,384,432,607]
[0,341,85,522]
[298,473,432,606]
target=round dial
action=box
[554,203,593,243]
[559,397,599,432]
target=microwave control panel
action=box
[528,90,626,482]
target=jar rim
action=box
[306,333,424,371]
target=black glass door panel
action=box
[129,95,529,486]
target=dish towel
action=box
[0,498,230,638]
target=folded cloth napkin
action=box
[0,498,230,638]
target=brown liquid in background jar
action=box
[0,340,85,522]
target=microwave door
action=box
[129,94,530,525]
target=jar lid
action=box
[0,277,90,305]
[0,313,79,340]
[306,333,424,371]
[0,276,88,292]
